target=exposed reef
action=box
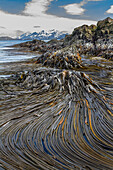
[13,39,64,54]
[36,47,82,69]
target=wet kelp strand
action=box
[0,67,113,170]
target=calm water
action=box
[0,40,36,63]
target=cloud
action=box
[88,0,103,1]
[34,26,41,28]
[106,5,113,14]
[0,0,97,37]
[61,0,103,16]
[61,4,85,15]
[23,0,53,16]
[80,0,103,5]
[15,30,24,37]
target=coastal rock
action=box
[13,39,64,54]
[63,17,113,59]
[36,46,82,69]
[12,17,113,60]
[97,17,113,34]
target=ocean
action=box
[0,40,36,63]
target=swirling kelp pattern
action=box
[0,68,113,170]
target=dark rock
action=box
[63,17,113,58]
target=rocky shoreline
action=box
[0,17,113,170]
[13,17,113,61]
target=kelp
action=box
[0,67,113,169]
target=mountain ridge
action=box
[17,29,68,40]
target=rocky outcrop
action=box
[96,17,113,37]
[65,24,96,44]
[64,17,113,59]
[36,46,82,69]
[13,17,113,60]
[13,39,64,54]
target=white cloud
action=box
[88,0,103,1]
[80,0,103,5]
[106,5,113,14]
[0,0,97,37]
[61,3,85,15]
[23,0,53,16]
[61,0,103,16]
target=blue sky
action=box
[0,0,30,14]
[47,0,113,20]
[0,0,113,37]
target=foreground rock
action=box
[36,46,82,69]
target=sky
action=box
[0,0,113,37]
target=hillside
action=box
[0,36,14,40]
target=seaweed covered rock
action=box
[13,39,64,54]
[63,17,113,58]
[36,47,82,69]
[97,17,113,36]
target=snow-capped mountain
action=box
[17,30,68,40]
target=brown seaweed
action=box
[0,67,113,169]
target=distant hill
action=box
[0,36,14,40]
[17,29,68,40]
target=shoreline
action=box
[1,46,113,86]
[0,45,42,78]
[1,17,113,169]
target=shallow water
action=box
[0,40,36,63]
[0,40,38,78]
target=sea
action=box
[0,40,36,63]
